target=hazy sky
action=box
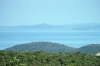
[0,0,100,26]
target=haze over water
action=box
[0,30,100,50]
[0,0,100,50]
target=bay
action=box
[0,30,100,50]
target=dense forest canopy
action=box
[0,50,100,66]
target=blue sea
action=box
[0,30,100,50]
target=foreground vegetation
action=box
[0,50,100,66]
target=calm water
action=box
[0,30,100,50]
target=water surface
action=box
[0,30,100,50]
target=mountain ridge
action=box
[4,42,78,53]
[0,23,100,31]
[4,42,100,55]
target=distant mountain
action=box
[79,44,100,55]
[0,23,100,31]
[4,42,78,53]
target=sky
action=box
[0,0,100,26]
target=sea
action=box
[0,30,100,50]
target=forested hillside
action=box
[79,44,100,55]
[4,42,100,55]
[0,50,100,66]
[4,42,78,53]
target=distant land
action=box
[0,23,100,31]
[4,42,100,55]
